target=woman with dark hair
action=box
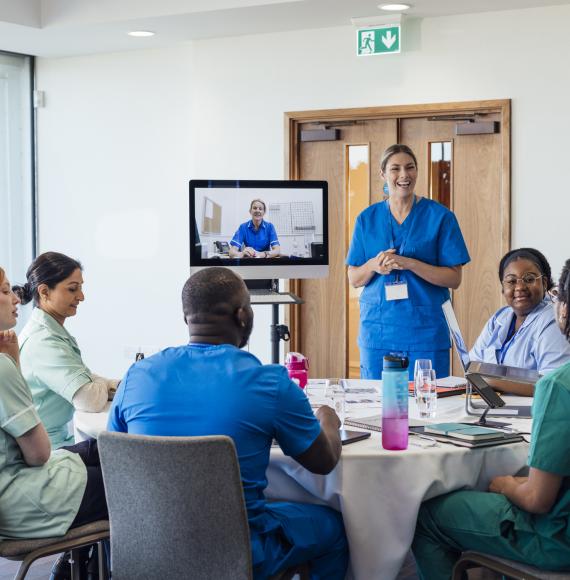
[470,248,570,395]
[412,259,570,578]
[346,144,470,379]
[228,198,281,258]
[0,266,107,578]
[15,252,118,448]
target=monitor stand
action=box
[245,279,303,364]
[474,406,510,429]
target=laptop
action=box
[441,300,536,417]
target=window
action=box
[0,52,35,328]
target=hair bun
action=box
[13,282,33,305]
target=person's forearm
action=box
[406,259,462,289]
[266,246,280,258]
[499,478,550,514]
[319,416,342,465]
[229,246,242,258]
[348,263,375,288]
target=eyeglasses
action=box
[549,288,560,303]
[501,274,544,289]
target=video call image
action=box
[192,187,325,261]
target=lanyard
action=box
[386,195,417,254]
[495,314,517,365]
[385,195,417,282]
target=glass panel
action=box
[428,141,452,208]
[346,145,370,379]
[0,52,34,331]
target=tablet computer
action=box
[340,429,371,445]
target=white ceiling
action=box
[1,0,569,58]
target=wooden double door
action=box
[286,100,510,379]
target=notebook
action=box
[424,422,513,441]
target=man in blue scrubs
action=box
[108,267,347,579]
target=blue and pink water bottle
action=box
[382,355,409,450]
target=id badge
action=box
[385,281,409,301]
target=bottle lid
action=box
[383,354,409,369]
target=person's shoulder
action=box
[484,305,511,328]
[533,298,558,326]
[0,352,18,374]
[537,361,570,396]
[358,200,386,221]
[418,197,453,218]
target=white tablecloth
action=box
[74,383,531,580]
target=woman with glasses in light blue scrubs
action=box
[346,144,470,380]
[470,248,570,396]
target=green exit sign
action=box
[357,25,401,56]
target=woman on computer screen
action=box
[228,199,281,259]
[470,247,570,396]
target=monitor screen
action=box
[189,180,329,280]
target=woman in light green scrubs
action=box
[15,252,118,448]
[412,259,570,579]
[0,266,107,541]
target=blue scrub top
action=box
[108,343,320,524]
[346,197,470,350]
[230,220,280,252]
[470,297,570,374]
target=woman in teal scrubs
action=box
[15,252,118,448]
[346,144,470,379]
[412,258,570,579]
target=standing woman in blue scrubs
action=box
[229,199,281,258]
[346,144,470,379]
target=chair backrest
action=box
[98,432,252,580]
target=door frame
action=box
[284,99,511,360]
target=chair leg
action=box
[70,548,82,580]
[452,557,473,580]
[97,540,107,580]
[14,557,34,580]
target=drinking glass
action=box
[415,369,437,419]
[327,385,346,427]
[413,359,433,396]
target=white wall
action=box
[36,4,570,376]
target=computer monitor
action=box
[189,180,329,280]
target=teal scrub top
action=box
[346,197,470,350]
[0,354,86,539]
[527,361,570,533]
[19,308,93,448]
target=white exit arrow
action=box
[382,30,396,49]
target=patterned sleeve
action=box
[230,223,245,248]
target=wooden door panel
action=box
[453,130,506,356]
[399,118,456,200]
[296,119,396,378]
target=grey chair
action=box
[0,520,109,580]
[452,551,570,580]
[99,432,308,580]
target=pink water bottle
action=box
[285,352,309,389]
[382,355,409,450]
